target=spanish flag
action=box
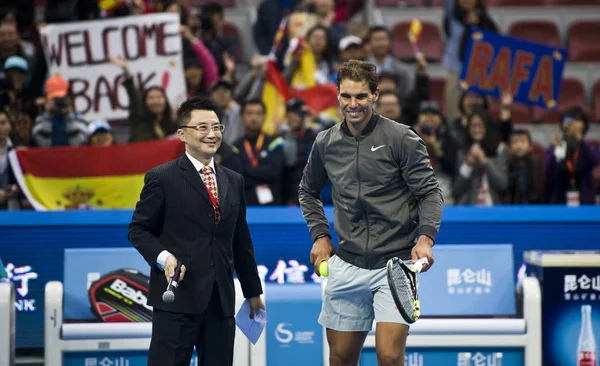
[293,83,339,120]
[8,139,184,211]
[262,59,291,136]
[289,38,318,90]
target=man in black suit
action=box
[128,96,265,366]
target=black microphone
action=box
[162,260,182,304]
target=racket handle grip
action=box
[413,258,429,273]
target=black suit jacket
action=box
[128,153,263,316]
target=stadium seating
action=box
[0,282,15,366]
[188,0,235,7]
[489,100,533,124]
[567,20,600,62]
[507,20,561,47]
[429,77,446,115]
[391,21,442,62]
[593,80,600,122]
[532,77,587,123]
[486,0,547,6]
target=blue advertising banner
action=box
[64,248,150,320]
[418,244,516,316]
[361,348,523,366]
[2,206,600,348]
[459,29,567,109]
[525,251,600,366]
[264,284,323,366]
[64,351,198,366]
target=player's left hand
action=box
[412,235,434,272]
[248,296,265,319]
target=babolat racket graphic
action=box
[386,257,428,324]
[88,268,152,322]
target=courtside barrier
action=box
[320,276,541,366]
[0,281,15,366]
[320,244,543,366]
[45,279,267,366]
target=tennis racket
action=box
[386,257,428,324]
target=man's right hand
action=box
[310,236,334,276]
[165,255,186,282]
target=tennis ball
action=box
[319,261,328,277]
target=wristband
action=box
[314,233,331,242]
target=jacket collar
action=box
[341,112,380,137]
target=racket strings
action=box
[388,260,422,323]
[390,264,419,319]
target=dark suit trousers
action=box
[148,283,235,366]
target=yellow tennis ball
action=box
[319,261,328,277]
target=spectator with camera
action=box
[503,129,545,204]
[197,3,237,78]
[32,75,88,147]
[279,98,321,205]
[546,107,599,205]
[413,100,458,204]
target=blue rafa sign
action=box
[459,29,567,109]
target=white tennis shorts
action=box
[318,254,409,332]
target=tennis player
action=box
[298,60,443,366]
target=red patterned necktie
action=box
[202,166,220,224]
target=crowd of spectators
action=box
[0,0,598,210]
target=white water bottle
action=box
[578,305,597,366]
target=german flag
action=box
[8,139,184,211]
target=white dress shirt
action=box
[156,152,217,270]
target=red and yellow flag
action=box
[262,59,291,135]
[8,139,184,211]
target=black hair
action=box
[176,95,221,127]
[366,25,391,42]
[241,98,266,114]
[510,128,532,143]
[561,106,590,136]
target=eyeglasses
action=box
[180,124,225,134]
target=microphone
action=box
[162,261,182,304]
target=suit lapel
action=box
[215,164,228,207]
[178,154,212,206]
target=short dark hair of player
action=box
[336,60,379,94]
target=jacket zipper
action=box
[356,139,370,268]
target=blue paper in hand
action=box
[235,299,267,345]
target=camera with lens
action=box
[54,97,67,109]
[420,124,434,136]
[200,12,214,31]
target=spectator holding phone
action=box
[546,107,599,205]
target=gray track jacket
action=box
[298,114,444,269]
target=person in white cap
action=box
[88,119,114,147]
[338,35,366,63]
